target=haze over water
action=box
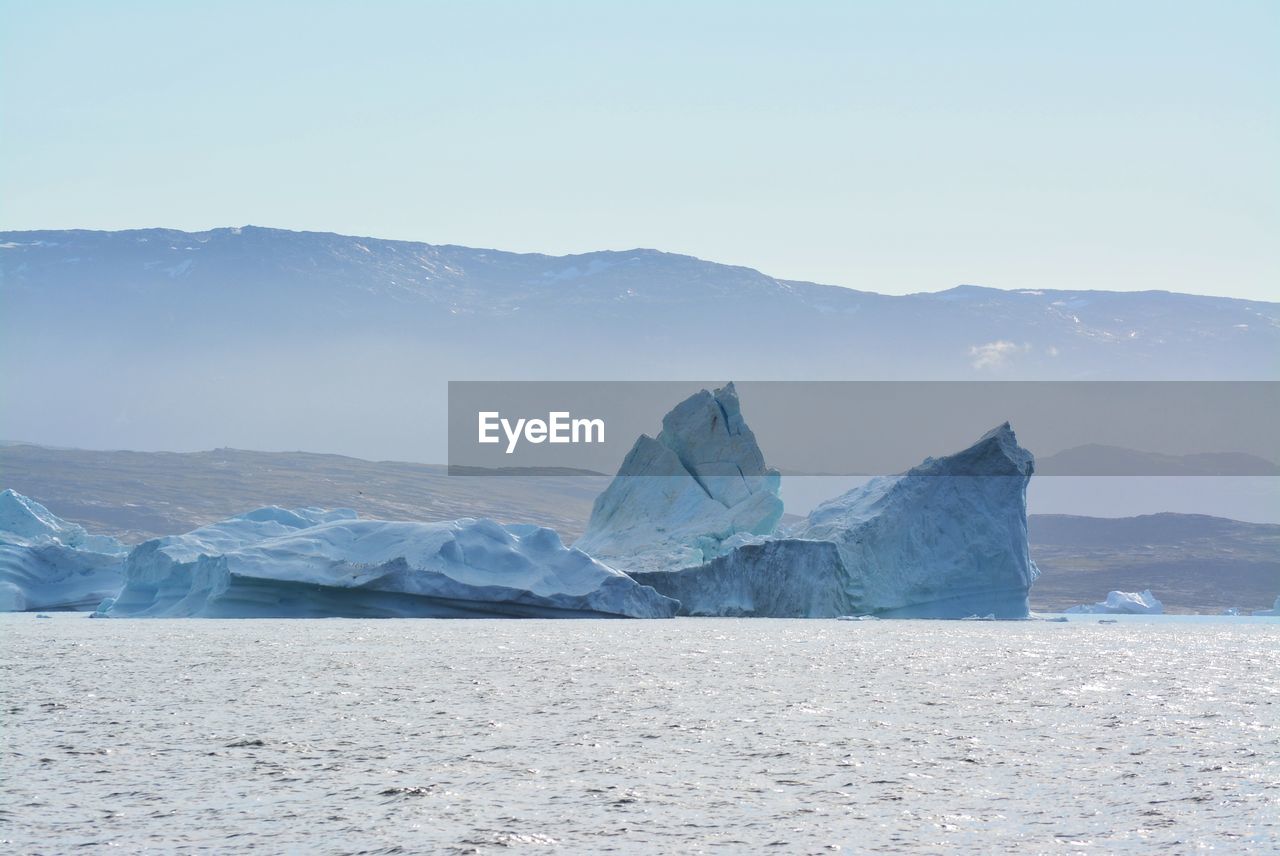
[2,614,1276,853]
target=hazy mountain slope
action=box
[1037,445,1280,475]
[1028,513,1280,614]
[3,227,1276,461]
[0,444,605,544]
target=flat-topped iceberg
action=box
[1064,590,1164,615]
[574,382,783,575]
[104,506,677,619]
[0,489,127,611]
[631,423,1040,619]
[5,385,1046,621]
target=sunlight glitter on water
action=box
[1,614,1277,853]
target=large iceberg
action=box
[0,489,127,611]
[631,424,1040,619]
[1253,596,1280,617]
[104,506,677,619]
[1064,589,1163,615]
[573,382,783,574]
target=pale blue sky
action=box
[2,0,1276,298]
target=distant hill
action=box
[1028,513,1279,614]
[2,226,1276,461]
[2,443,1274,614]
[1037,445,1280,476]
[0,443,606,544]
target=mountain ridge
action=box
[1037,445,1280,476]
[4,224,1277,306]
[3,226,1276,461]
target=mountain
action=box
[2,226,1276,461]
[1036,445,1280,476]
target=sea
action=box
[2,613,1277,854]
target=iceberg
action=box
[1251,595,1279,617]
[103,506,677,619]
[0,489,127,611]
[573,382,783,574]
[1064,589,1164,615]
[631,424,1040,619]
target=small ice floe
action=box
[380,786,436,797]
[1097,619,1119,624]
[35,613,52,618]
[836,615,878,621]
[1065,590,1163,615]
[961,614,996,621]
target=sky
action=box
[2,0,1277,299]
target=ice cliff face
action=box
[631,424,1039,619]
[573,383,783,574]
[104,507,677,619]
[1065,589,1164,615]
[0,489,126,611]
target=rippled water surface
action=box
[2,614,1277,853]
